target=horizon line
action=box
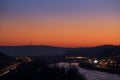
[0,44,119,48]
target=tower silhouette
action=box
[30,40,32,47]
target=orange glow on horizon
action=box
[0,15,120,47]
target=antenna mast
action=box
[30,40,32,46]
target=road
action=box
[0,62,21,77]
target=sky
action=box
[0,0,120,47]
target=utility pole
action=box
[28,40,32,56]
[30,40,32,47]
[117,46,119,54]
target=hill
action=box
[0,45,72,57]
[0,52,14,61]
[64,45,120,58]
[0,52,15,69]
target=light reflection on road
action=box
[0,62,21,77]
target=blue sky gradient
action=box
[1,0,120,16]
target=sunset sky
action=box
[0,0,120,47]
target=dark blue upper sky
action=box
[1,0,120,17]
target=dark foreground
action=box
[0,58,86,80]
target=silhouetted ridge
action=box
[0,46,72,57]
[0,52,12,60]
[64,45,120,57]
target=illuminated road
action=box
[0,62,21,77]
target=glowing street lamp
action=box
[94,60,98,64]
